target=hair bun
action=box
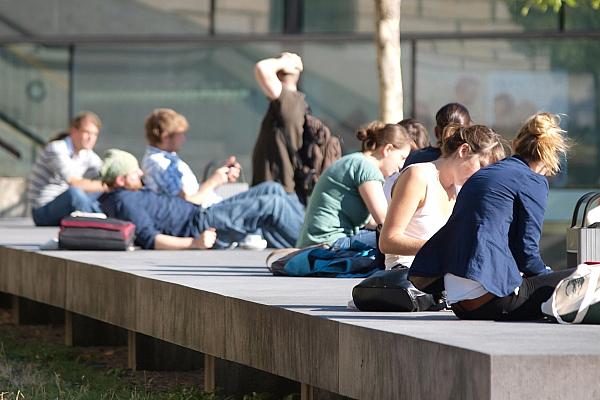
[440,122,462,145]
[355,127,370,142]
[527,113,559,138]
[356,121,384,142]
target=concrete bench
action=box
[0,218,599,399]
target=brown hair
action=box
[513,112,569,176]
[356,121,414,152]
[144,108,189,146]
[398,118,430,149]
[71,111,102,131]
[48,111,102,143]
[441,123,506,163]
[436,103,472,131]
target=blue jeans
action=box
[199,182,305,248]
[32,187,102,226]
[331,229,377,251]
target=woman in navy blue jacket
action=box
[409,112,574,321]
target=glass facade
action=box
[0,1,597,200]
[72,42,381,175]
[0,44,69,177]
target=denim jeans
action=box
[199,181,305,248]
[32,187,102,226]
[331,229,377,251]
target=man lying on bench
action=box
[98,149,304,250]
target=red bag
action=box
[59,216,135,250]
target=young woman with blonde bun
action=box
[409,112,576,321]
[296,122,414,249]
[379,124,505,269]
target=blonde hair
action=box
[441,123,506,163]
[144,108,189,146]
[356,121,415,152]
[513,112,569,176]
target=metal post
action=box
[67,44,75,121]
[410,39,417,118]
[209,0,216,36]
[284,0,303,34]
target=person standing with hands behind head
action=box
[409,112,575,321]
[252,52,308,194]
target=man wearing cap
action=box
[98,149,304,250]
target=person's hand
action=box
[280,52,303,73]
[193,228,217,249]
[224,155,241,183]
[209,166,230,186]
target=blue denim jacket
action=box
[409,156,550,297]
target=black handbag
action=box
[352,267,446,312]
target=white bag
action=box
[541,263,600,324]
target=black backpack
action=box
[292,113,342,204]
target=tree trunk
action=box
[375,0,403,123]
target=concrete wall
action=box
[0,177,27,217]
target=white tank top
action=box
[385,163,453,268]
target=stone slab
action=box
[1,219,600,399]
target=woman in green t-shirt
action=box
[296,122,414,249]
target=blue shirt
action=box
[99,189,203,249]
[409,156,550,297]
[403,146,441,169]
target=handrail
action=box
[0,136,20,159]
[0,28,599,46]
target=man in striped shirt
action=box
[28,111,106,226]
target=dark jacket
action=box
[403,146,441,169]
[99,189,202,249]
[251,88,307,192]
[409,156,550,297]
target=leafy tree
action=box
[510,0,600,185]
[521,0,600,15]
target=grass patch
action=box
[0,330,211,399]
[0,322,298,400]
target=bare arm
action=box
[379,168,428,255]
[153,228,216,250]
[184,157,241,205]
[254,53,303,100]
[68,177,107,193]
[358,181,388,226]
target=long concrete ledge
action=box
[1,218,599,399]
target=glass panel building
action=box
[0,0,598,223]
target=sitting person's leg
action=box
[32,187,101,226]
[218,181,287,204]
[453,268,576,321]
[330,229,377,251]
[201,192,304,248]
